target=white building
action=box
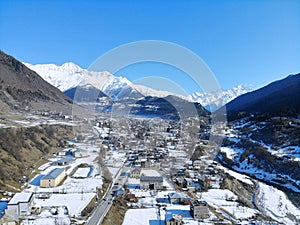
[6,192,33,220]
[140,176,163,190]
[190,200,210,219]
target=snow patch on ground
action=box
[218,165,254,186]
[201,189,258,220]
[255,182,300,224]
[220,147,238,160]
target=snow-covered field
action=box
[122,208,158,225]
[218,165,254,186]
[270,146,300,160]
[59,176,102,193]
[22,215,70,225]
[34,193,95,217]
[73,167,90,178]
[200,189,258,220]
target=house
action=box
[55,149,70,157]
[161,160,171,168]
[134,159,142,168]
[52,157,74,166]
[131,168,141,178]
[165,210,191,225]
[183,178,195,190]
[204,176,212,188]
[40,168,66,188]
[70,148,86,158]
[168,192,189,204]
[193,160,205,170]
[185,160,193,169]
[0,215,17,225]
[190,200,210,219]
[125,194,137,202]
[5,192,33,220]
[166,214,183,225]
[140,176,163,190]
[125,178,140,189]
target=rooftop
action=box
[41,168,65,180]
[191,200,208,206]
[168,192,188,199]
[52,157,73,165]
[140,176,163,182]
[165,210,192,221]
[8,192,33,205]
[141,169,161,177]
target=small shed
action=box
[168,192,189,204]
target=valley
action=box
[0,51,299,225]
[2,112,300,225]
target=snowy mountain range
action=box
[190,85,252,111]
[24,62,251,111]
[24,62,169,100]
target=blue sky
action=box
[0,0,299,94]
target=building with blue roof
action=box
[165,209,192,220]
[149,220,166,225]
[40,168,66,188]
[165,210,191,225]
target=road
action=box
[86,192,114,225]
[86,166,126,225]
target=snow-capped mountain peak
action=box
[60,62,83,73]
[24,62,143,99]
[189,84,252,111]
[24,62,84,91]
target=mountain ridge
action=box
[0,51,72,114]
[25,62,250,111]
[222,73,300,120]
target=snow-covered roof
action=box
[140,169,161,177]
[132,168,141,173]
[168,192,188,199]
[41,168,65,180]
[8,192,33,205]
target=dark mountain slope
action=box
[129,95,210,120]
[64,85,108,102]
[0,51,72,113]
[223,73,300,120]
